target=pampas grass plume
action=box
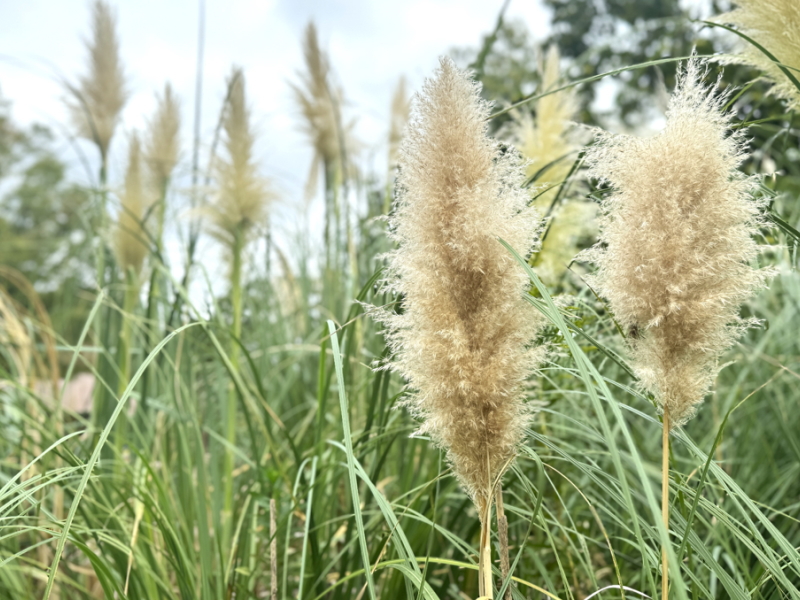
[388,76,410,170]
[292,22,355,199]
[379,57,545,511]
[114,133,148,277]
[69,0,127,162]
[510,45,580,211]
[583,58,769,428]
[714,0,800,108]
[505,45,594,286]
[145,83,181,193]
[207,68,273,255]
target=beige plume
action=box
[291,21,356,200]
[145,83,181,194]
[583,57,770,428]
[505,45,594,286]
[388,76,410,170]
[207,68,273,255]
[114,133,148,278]
[144,83,181,243]
[714,0,800,108]
[375,57,545,594]
[68,0,128,165]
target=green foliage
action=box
[2,4,800,600]
[0,100,93,342]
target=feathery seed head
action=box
[583,58,769,428]
[504,45,593,286]
[388,77,410,170]
[207,68,273,254]
[145,83,181,193]
[714,0,800,108]
[114,133,148,277]
[69,0,128,160]
[292,22,357,199]
[510,45,580,211]
[378,57,545,511]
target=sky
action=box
[0,0,553,295]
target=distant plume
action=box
[68,0,128,164]
[583,58,770,427]
[376,57,545,510]
[114,133,148,277]
[145,83,181,194]
[504,45,593,286]
[714,0,800,108]
[144,83,181,242]
[388,76,410,171]
[510,45,581,211]
[291,22,356,199]
[206,68,273,256]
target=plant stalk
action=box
[662,408,671,600]
[478,500,494,599]
[496,486,511,600]
[224,227,244,546]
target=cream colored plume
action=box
[505,45,593,286]
[291,22,355,199]
[207,68,273,253]
[145,83,181,194]
[714,0,800,108]
[69,0,128,162]
[0,292,33,387]
[377,57,545,510]
[114,133,148,277]
[388,77,410,170]
[144,83,181,242]
[511,45,580,211]
[583,58,769,427]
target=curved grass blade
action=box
[42,321,201,600]
[327,320,377,600]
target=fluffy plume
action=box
[583,59,769,428]
[207,68,273,254]
[378,58,545,510]
[0,292,33,387]
[69,0,127,162]
[291,22,356,199]
[388,77,410,170]
[714,0,800,108]
[504,45,594,286]
[144,83,180,243]
[145,83,181,193]
[114,133,148,277]
[509,45,581,211]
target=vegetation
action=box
[1,1,800,599]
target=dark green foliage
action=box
[0,98,93,342]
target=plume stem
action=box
[224,226,244,543]
[270,497,278,600]
[661,408,670,600]
[479,501,494,598]
[496,486,512,599]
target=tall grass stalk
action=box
[582,57,771,599]
[373,57,545,597]
[5,11,800,600]
[205,66,273,549]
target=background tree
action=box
[0,94,93,346]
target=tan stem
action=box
[495,487,512,599]
[478,501,494,599]
[270,498,278,600]
[662,408,671,600]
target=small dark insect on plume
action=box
[583,57,770,428]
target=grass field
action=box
[2,1,800,599]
